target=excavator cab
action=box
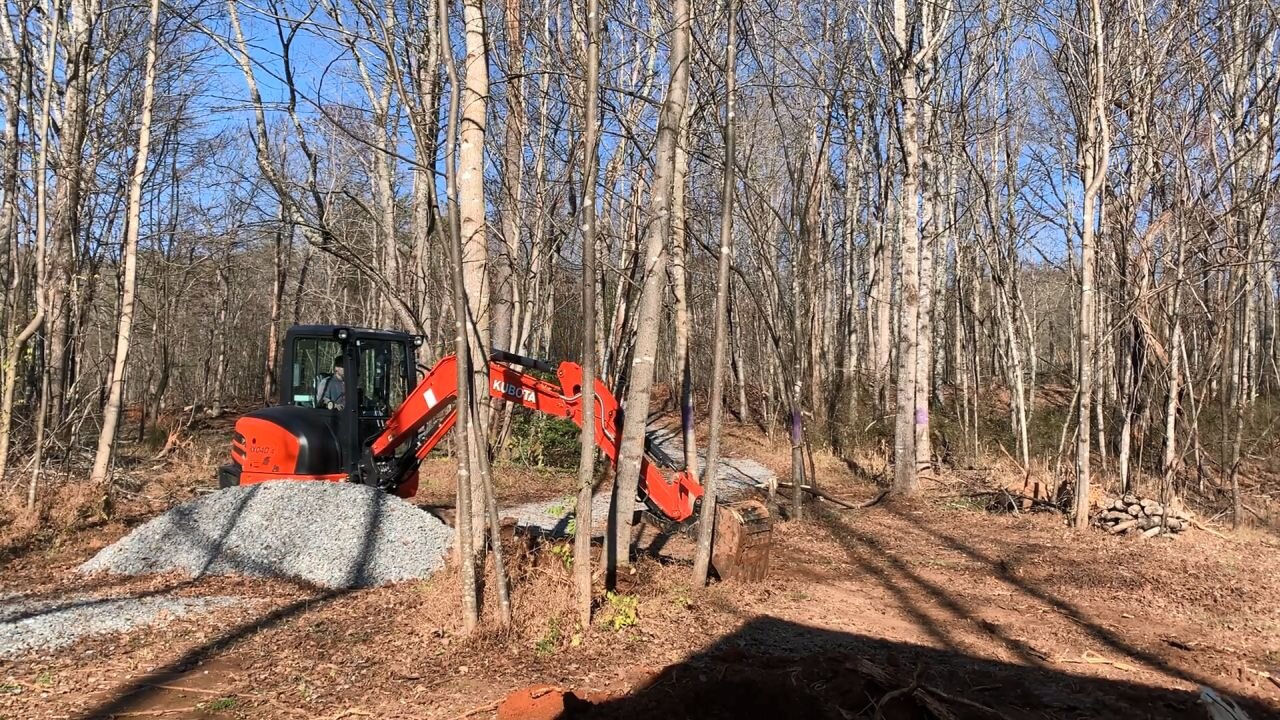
[220,325,420,491]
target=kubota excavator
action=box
[220,325,770,579]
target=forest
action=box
[2,0,1274,520]
[0,0,1278,715]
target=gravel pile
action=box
[0,594,237,658]
[645,422,779,496]
[80,482,453,589]
[503,453,776,536]
[503,493,612,535]
[697,455,776,495]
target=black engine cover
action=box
[242,405,345,475]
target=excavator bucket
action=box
[711,499,772,582]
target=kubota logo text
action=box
[493,379,536,403]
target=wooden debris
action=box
[1191,518,1229,539]
[1107,519,1138,534]
[776,481,864,510]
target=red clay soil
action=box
[497,685,569,720]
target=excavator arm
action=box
[368,352,703,523]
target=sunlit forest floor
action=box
[1,401,1278,719]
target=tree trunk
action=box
[458,0,492,550]
[669,101,697,475]
[891,0,921,496]
[574,0,603,625]
[494,0,523,354]
[439,0,478,632]
[45,0,96,429]
[693,0,736,586]
[264,222,285,403]
[210,266,230,416]
[1,3,59,486]
[1073,0,1109,529]
[0,3,22,331]
[608,0,690,579]
[88,0,160,488]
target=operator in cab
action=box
[318,355,345,409]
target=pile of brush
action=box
[1096,494,1193,538]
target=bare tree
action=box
[609,0,692,576]
[457,0,493,549]
[574,0,603,626]
[693,0,737,587]
[889,0,922,496]
[1070,0,1111,529]
[88,0,162,488]
[0,0,58,490]
[439,0,479,631]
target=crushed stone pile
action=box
[80,482,453,589]
[646,422,779,494]
[505,452,777,536]
[0,594,237,658]
[503,493,612,535]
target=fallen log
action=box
[777,481,866,510]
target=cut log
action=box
[1101,511,1130,522]
[1127,505,1141,517]
[1108,519,1138,534]
[1141,526,1163,539]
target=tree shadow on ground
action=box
[860,503,1248,692]
[574,502,1279,719]
[569,615,1275,719]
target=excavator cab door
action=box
[279,326,417,477]
[351,337,411,454]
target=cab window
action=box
[289,337,343,408]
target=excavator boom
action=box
[371,352,703,523]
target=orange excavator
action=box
[221,325,769,577]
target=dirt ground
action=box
[1,418,1279,720]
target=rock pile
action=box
[1096,494,1192,537]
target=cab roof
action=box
[286,325,413,343]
